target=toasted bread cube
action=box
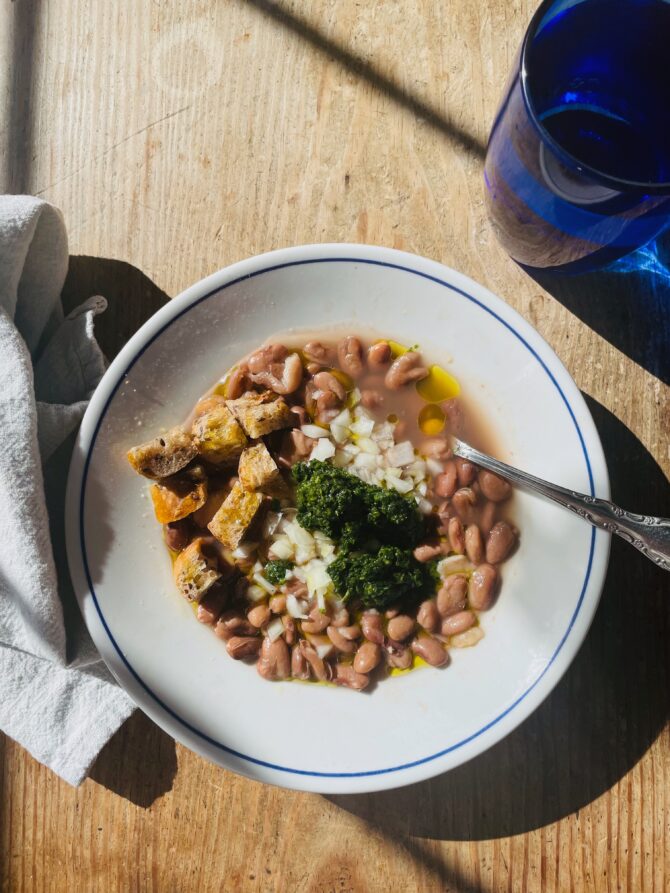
[207,481,263,549]
[226,392,292,438]
[127,426,196,479]
[150,477,208,524]
[173,537,221,601]
[192,404,247,465]
[238,442,280,492]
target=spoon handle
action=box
[452,439,670,572]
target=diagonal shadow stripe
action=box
[244,0,486,159]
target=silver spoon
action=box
[452,438,670,572]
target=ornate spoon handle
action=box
[452,438,670,572]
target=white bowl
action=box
[65,244,610,793]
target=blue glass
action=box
[485,0,670,273]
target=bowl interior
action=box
[67,247,609,793]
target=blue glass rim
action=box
[520,0,670,196]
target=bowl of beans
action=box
[66,243,610,793]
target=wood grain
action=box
[1,1,669,891]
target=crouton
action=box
[150,476,208,524]
[192,404,247,464]
[207,481,264,549]
[226,392,292,438]
[127,426,196,479]
[192,393,227,420]
[238,442,280,492]
[173,537,221,601]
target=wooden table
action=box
[2,2,669,890]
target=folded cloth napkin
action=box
[0,195,134,785]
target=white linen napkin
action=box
[0,195,135,785]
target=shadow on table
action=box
[328,396,670,841]
[61,256,176,806]
[89,711,177,808]
[245,0,485,160]
[527,230,670,385]
[61,255,171,360]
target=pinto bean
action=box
[435,460,458,498]
[354,641,382,674]
[225,367,251,399]
[455,457,477,487]
[486,521,517,564]
[214,611,257,640]
[385,352,429,389]
[417,599,440,632]
[300,641,330,681]
[385,642,413,669]
[269,595,287,614]
[330,606,350,628]
[197,587,227,625]
[360,389,384,410]
[447,516,466,554]
[226,636,262,659]
[436,575,468,617]
[411,636,449,667]
[304,341,337,366]
[387,615,415,642]
[337,624,361,641]
[247,604,271,628]
[327,625,357,653]
[282,615,297,645]
[284,577,308,599]
[164,520,191,551]
[314,370,346,401]
[442,611,475,636]
[277,429,315,468]
[420,437,451,460]
[289,405,309,427]
[247,344,288,372]
[414,543,443,562]
[452,487,477,524]
[479,500,497,537]
[465,524,484,564]
[334,664,370,691]
[338,336,365,377]
[385,607,400,619]
[361,610,384,644]
[301,607,330,634]
[249,351,303,394]
[469,563,498,610]
[291,643,310,679]
[257,636,291,680]
[367,341,392,370]
[478,470,512,502]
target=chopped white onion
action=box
[387,475,413,494]
[262,511,282,538]
[301,424,330,439]
[356,436,379,455]
[426,457,444,476]
[438,555,474,576]
[309,438,336,462]
[353,452,377,469]
[266,617,285,642]
[351,416,374,437]
[306,634,334,659]
[331,408,352,428]
[387,440,415,467]
[246,583,268,603]
[349,387,361,406]
[268,535,294,561]
[286,594,309,619]
[417,497,433,515]
[330,423,349,444]
[253,572,277,594]
[232,542,258,559]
